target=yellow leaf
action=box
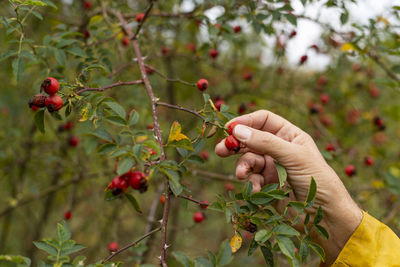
[230,231,242,253]
[371,180,385,189]
[136,135,148,143]
[168,121,190,143]
[209,99,218,112]
[389,167,400,177]
[89,15,103,25]
[79,103,90,122]
[377,16,390,26]
[341,43,355,52]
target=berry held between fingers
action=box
[225,135,240,152]
[228,122,240,135]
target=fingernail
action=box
[234,125,252,141]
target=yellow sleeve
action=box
[331,211,400,267]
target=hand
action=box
[215,110,363,266]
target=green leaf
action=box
[33,241,58,256]
[275,163,287,188]
[105,116,126,126]
[160,168,183,196]
[299,240,308,262]
[60,244,85,256]
[187,155,205,165]
[104,102,126,119]
[0,50,18,62]
[20,0,47,6]
[90,128,113,142]
[243,181,253,200]
[248,239,258,256]
[129,110,139,126]
[117,157,135,175]
[216,240,233,266]
[125,193,142,213]
[249,192,274,205]
[276,235,295,259]
[308,241,325,262]
[272,224,299,236]
[194,257,213,267]
[0,255,31,266]
[314,206,323,225]
[65,47,87,58]
[255,229,271,243]
[97,143,117,155]
[57,221,71,242]
[288,201,305,212]
[34,109,45,133]
[172,251,190,267]
[305,177,316,208]
[54,48,67,66]
[260,245,274,267]
[12,57,25,82]
[314,225,329,240]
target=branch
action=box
[368,51,400,83]
[76,80,143,95]
[132,0,154,39]
[190,169,242,184]
[102,227,162,263]
[145,64,195,87]
[179,195,209,207]
[156,102,204,120]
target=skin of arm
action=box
[215,110,363,266]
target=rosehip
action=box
[197,79,208,91]
[214,99,225,111]
[111,176,128,190]
[193,211,205,223]
[45,95,63,112]
[68,136,79,147]
[225,183,234,192]
[369,84,380,98]
[64,121,73,131]
[160,195,166,204]
[129,171,145,190]
[344,165,356,177]
[122,36,130,47]
[200,200,209,209]
[320,93,330,104]
[200,151,209,161]
[365,156,374,166]
[64,211,72,220]
[234,25,241,33]
[242,72,252,81]
[31,105,39,111]
[228,122,240,135]
[187,43,196,52]
[225,135,240,152]
[41,77,59,95]
[325,143,335,152]
[108,242,119,252]
[161,47,169,55]
[299,55,308,65]
[289,30,297,38]
[318,76,328,86]
[29,94,47,108]
[136,13,145,23]
[238,103,246,114]
[83,1,92,10]
[209,49,218,59]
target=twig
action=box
[102,227,162,263]
[76,80,143,95]
[368,51,400,83]
[145,64,195,87]
[125,11,196,19]
[132,0,154,39]
[156,102,204,120]
[179,195,209,207]
[190,169,242,184]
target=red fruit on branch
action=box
[110,176,128,190]
[373,116,386,131]
[193,211,205,223]
[108,242,119,252]
[242,72,252,81]
[128,171,147,193]
[136,13,145,23]
[214,99,225,111]
[325,143,335,152]
[365,156,374,166]
[320,93,330,104]
[64,211,72,220]
[31,105,39,111]
[63,121,73,131]
[289,30,297,38]
[225,135,240,152]
[187,42,196,52]
[161,46,169,55]
[317,76,328,87]
[45,95,63,112]
[29,94,47,108]
[41,77,59,95]
[160,195,166,204]
[209,49,218,59]
[200,200,209,209]
[238,103,247,114]
[234,25,241,33]
[299,55,308,65]
[122,36,130,47]
[83,1,92,10]
[197,79,209,91]
[68,136,79,147]
[369,83,380,98]
[228,121,240,135]
[200,151,209,161]
[225,183,234,192]
[344,165,356,177]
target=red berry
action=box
[225,183,234,192]
[41,77,59,95]
[200,200,209,209]
[31,105,39,111]
[344,165,356,177]
[248,101,256,108]
[197,79,208,91]
[310,44,319,52]
[318,76,328,86]
[147,124,154,130]
[228,122,240,135]
[29,94,47,108]
[238,103,247,114]
[225,135,240,152]
[214,99,225,111]
[234,25,241,33]
[136,13,145,23]
[160,195,166,204]
[45,95,63,112]
[369,84,380,98]
[162,47,169,55]
[365,156,374,166]
[108,242,119,252]
[83,1,92,10]
[289,30,297,38]
[200,151,209,161]
[145,66,153,74]
[187,43,196,52]
[242,72,252,81]
[111,176,128,190]
[299,55,308,65]
[64,211,72,220]
[325,143,335,152]
[193,211,205,223]
[69,136,79,147]
[122,36,130,47]
[82,29,91,39]
[209,49,218,59]
[320,93,330,104]
[129,171,145,190]
[63,121,73,131]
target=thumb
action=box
[233,124,294,162]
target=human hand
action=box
[215,110,363,266]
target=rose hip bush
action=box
[1,0,400,266]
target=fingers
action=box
[235,153,265,179]
[248,174,264,192]
[233,124,296,163]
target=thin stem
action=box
[76,80,143,95]
[146,64,195,87]
[156,102,204,120]
[190,169,242,184]
[179,195,209,207]
[102,227,162,263]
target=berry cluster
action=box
[108,169,148,196]
[225,122,241,152]
[29,77,63,112]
